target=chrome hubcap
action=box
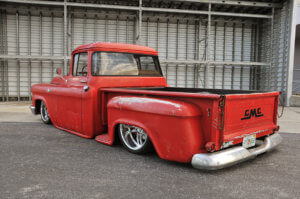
[41,103,49,121]
[119,124,148,151]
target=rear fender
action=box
[107,96,204,162]
[108,117,174,160]
[107,96,201,117]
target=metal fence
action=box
[0,0,296,105]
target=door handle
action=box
[80,80,87,83]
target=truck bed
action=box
[100,87,280,151]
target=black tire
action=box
[118,124,152,154]
[40,101,52,124]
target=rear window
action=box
[91,52,162,76]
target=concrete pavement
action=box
[0,122,299,199]
[277,106,300,134]
[0,102,299,198]
[0,102,40,123]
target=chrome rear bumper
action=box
[29,105,36,114]
[191,132,282,170]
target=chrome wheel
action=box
[119,124,150,152]
[40,101,51,124]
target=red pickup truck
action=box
[30,42,282,170]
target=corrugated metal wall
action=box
[0,0,294,103]
[264,0,294,102]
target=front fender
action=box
[31,84,56,124]
[32,94,47,112]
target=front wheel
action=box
[118,124,152,154]
[40,101,51,124]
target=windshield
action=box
[91,52,162,76]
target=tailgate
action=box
[222,92,280,143]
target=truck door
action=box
[55,52,88,133]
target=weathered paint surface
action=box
[108,96,202,117]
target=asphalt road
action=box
[0,122,299,199]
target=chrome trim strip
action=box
[191,132,282,170]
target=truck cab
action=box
[32,43,167,137]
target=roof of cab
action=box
[72,42,158,55]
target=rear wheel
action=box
[40,101,51,124]
[118,124,152,154]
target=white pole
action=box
[286,0,298,106]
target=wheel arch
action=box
[34,96,49,116]
[109,119,161,156]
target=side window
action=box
[72,54,79,75]
[72,52,88,76]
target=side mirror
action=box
[55,68,62,76]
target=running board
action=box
[95,133,113,145]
